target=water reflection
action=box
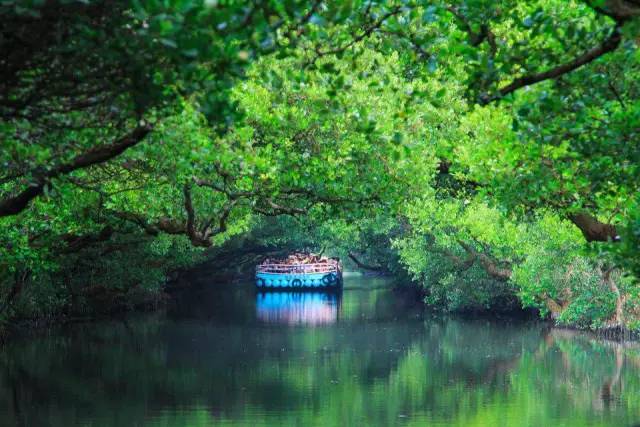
[1,277,640,427]
[255,291,340,325]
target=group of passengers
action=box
[259,253,341,273]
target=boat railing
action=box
[256,263,339,274]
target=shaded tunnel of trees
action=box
[1,0,639,333]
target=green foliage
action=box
[1,0,639,331]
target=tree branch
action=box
[0,123,153,217]
[306,5,402,65]
[583,0,640,21]
[568,212,620,242]
[446,6,496,50]
[482,24,623,104]
[457,240,512,280]
[60,226,115,253]
[347,251,387,272]
[112,186,236,248]
[428,242,477,272]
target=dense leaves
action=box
[0,0,639,331]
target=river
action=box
[1,275,639,426]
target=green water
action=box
[1,276,640,427]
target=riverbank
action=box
[0,289,168,344]
[390,278,640,342]
[2,265,639,345]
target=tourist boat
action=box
[256,260,343,289]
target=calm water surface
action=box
[1,276,640,427]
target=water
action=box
[1,276,640,427]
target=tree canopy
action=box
[1,0,639,331]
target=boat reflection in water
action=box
[256,291,340,325]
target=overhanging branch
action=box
[347,251,387,272]
[568,212,619,242]
[482,24,623,104]
[112,186,236,248]
[457,239,512,280]
[0,123,153,217]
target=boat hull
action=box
[256,271,342,289]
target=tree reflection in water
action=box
[1,279,640,426]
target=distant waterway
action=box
[1,275,639,426]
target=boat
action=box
[255,255,343,289]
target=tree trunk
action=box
[567,212,619,242]
[456,240,512,280]
[541,294,566,320]
[603,268,626,327]
[0,269,30,317]
[347,251,386,272]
